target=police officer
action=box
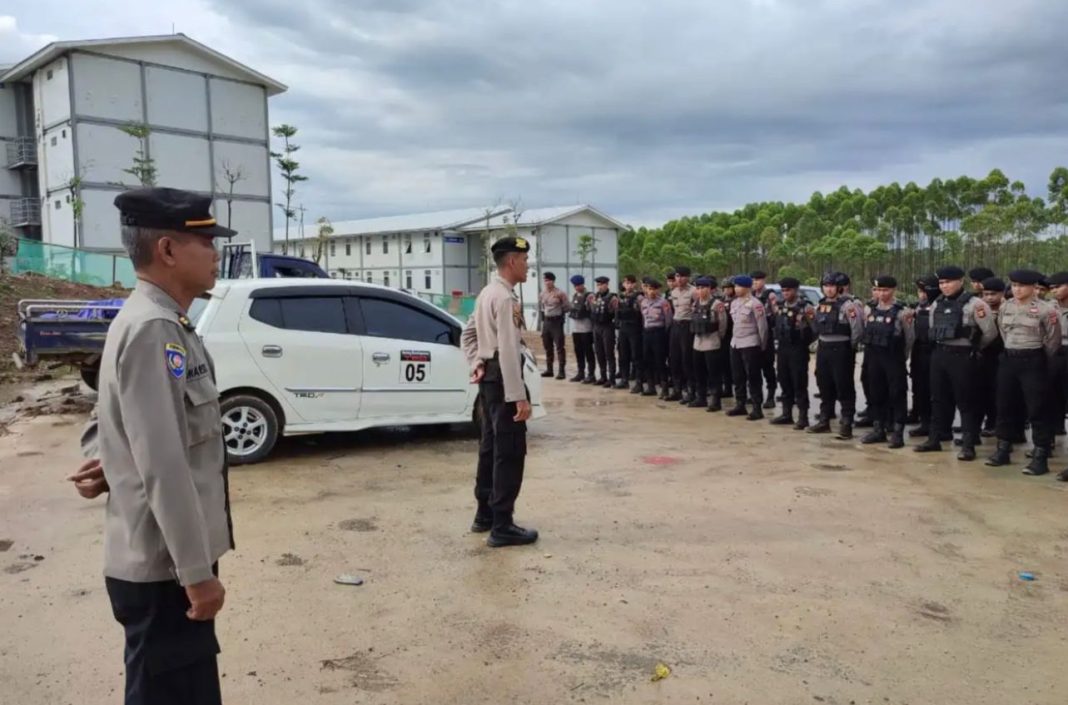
[751,271,778,409]
[568,275,596,383]
[537,271,570,379]
[860,276,914,449]
[461,236,538,546]
[591,275,619,386]
[978,277,1008,438]
[640,280,673,397]
[1047,272,1068,481]
[915,266,998,461]
[809,272,865,439]
[969,267,995,295]
[719,277,736,400]
[616,275,645,392]
[727,275,769,420]
[669,266,697,403]
[908,275,940,439]
[770,277,815,430]
[691,276,729,411]
[984,270,1061,475]
[73,187,235,705]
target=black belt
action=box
[543,315,563,321]
[1056,347,1067,357]
[819,339,851,347]
[1003,348,1044,357]
[935,345,972,354]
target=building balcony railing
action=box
[5,137,38,170]
[9,198,42,227]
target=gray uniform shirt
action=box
[671,284,697,321]
[730,295,768,349]
[463,275,526,402]
[693,299,729,351]
[928,294,999,348]
[538,287,569,318]
[1058,301,1068,347]
[84,280,229,586]
[996,297,1061,356]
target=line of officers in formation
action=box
[537,265,1068,480]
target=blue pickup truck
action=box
[13,245,329,389]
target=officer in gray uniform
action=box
[668,266,697,403]
[73,187,235,705]
[727,275,769,420]
[1047,272,1068,481]
[984,270,1061,475]
[859,276,915,449]
[537,272,569,379]
[809,272,865,439]
[568,275,596,383]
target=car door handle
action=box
[372,352,390,363]
[262,345,283,358]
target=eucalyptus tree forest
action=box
[619,167,1068,295]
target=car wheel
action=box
[220,394,279,465]
[80,365,99,391]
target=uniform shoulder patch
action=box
[976,305,987,319]
[165,343,187,379]
[848,307,857,319]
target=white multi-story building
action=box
[0,34,286,251]
[277,204,627,327]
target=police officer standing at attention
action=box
[915,266,998,461]
[719,278,736,400]
[969,267,995,296]
[690,276,729,411]
[908,275,940,440]
[809,272,865,439]
[616,275,645,392]
[462,236,538,547]
[978,277,1008,438]
[669,266,697,403]
[727,275,768,420]
[591,276,619,387]
[1047,272,1068,481]
[770,277,815,430]
[537,272,569,380]
[640,280,673,397]
[860,276,914,449]
[70,187,235,705]
[984,270,1061,475]
[750,271,779,409]
[568,275,596,384]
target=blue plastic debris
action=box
[1018,571,1036,582]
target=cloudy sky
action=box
[4,1,1068,227]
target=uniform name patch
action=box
[165,343,187,379]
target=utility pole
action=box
[298,203,307,240]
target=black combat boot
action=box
[631,380,644,394]
[957,433,977,462]
[726,403,748,417]
[678,389,692,405]
[747,407,764,421]
[583,373,597,384]
[597,376,610,387]
[888,424,906,449]
[667,389,683,402]
[855,408,874,428]
[614,378,629,389]
[794,409,809,430]
[541,363,554,378]
[707,394,722,412]
[471,508,493,533]
[659,385,671,400]
[808,416,832,434]
[770,406,794,425]
[487,523,539,548]
[641,383,657,397]
[914,437,943,453]
[689,393,707,408]
[556,366,567,380]
[985,440,1012,467]
[836,414,854,440]
[1023,446,1050,476]
[1056,467,1068,482]
[909,422,930,438]
[860,421,887,445]
[762,396,776,410]
[570,370,584,383]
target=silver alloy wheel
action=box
[223,405,269,457]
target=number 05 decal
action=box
[400,350,431,384]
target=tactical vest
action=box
[691,300,719,335]
[591,292,617,325]
[863,303,904,349]
[775,301,811,345]
[931,292,974,342]
[617,292,642,324]
[756,289,775,319]
[913,301,932,344]
[569,292,590,320]
[814,298,851,337]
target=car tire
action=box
[220,393,280,465]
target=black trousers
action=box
[1048,350,1067,436]
[617,324,643,381]
[642,327,669,387]
[760,339,777,395]
[865,347,908,426]
[720,334,733,394]
[593,323,617,382]
[572,331,594,377]
[693,348,721,400]
[816,340,856,421]
[777,343,810,411]
[540,317,566,371]
[106,572,222,705]
[731,346,763,407]
[977,347,1000,431]
[996,350,1051,448]
[930,345,980,442]
[476,364,527,528]
[669,321,695,392]
[910,344,933,426]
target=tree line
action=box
[619,167,1068,296]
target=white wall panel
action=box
[537,224,569,263]
[214,198,270,251]
[591,229,619,267]
[43,125,75,191]
[35,57,71,123]
[43,193,75,247]
[95,44,250,83]
[146,66,208,132]
[209,79,265,138]
[151,132,211,192]
[212,140,268,194]
[0,85,18,139]
[77,123,139,186]
[72,53,143,122]
[81,188,124,249]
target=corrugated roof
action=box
[0,33,287,95]
[458,204,626,231]
[273,206,512,242]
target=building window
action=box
[366,272,373,284]
[54,200,61,210]
[405,270,413,289]
[345,240,351,256]
[61,129,66,138]
[329,242,336,257]
[50,136,57,146]
[424,234,432,253]
[365,239,371,255]
[382,236,389,254]
[404,235,412,254]
[424,270,432,290]
[383,271,391,287]
[47,70,54,80]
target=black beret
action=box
[1039,277,1051,289]
[722,277,736,288]
[821,272,839,286]
[648,279,662,289]
[1047,272,1068,287]
[968,267,995,282]
[1008,269,1043,286]
[674,266,692,277]
[115,187,237,238]
[750,270,768,280]
[594,275,610,284]
[542,271,556,281]
[981,276,1006,292]
[641,276,652,284]
[490,236,530,254]
[872,275,897,288]
[779,277,801,289]
[834,272,851,286]
[695,276,713,288]
[915,273,939,289]
[936,266,966,280]
[666,270,677,279]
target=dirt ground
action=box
[2,374,1068,705]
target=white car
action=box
[191,279,546,464]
